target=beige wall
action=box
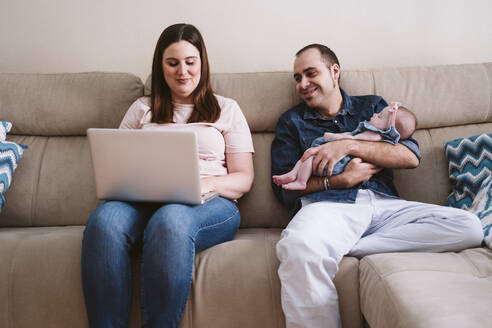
[1,0,491,81]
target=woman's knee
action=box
[144,204,193,241]
[84,201,141,245]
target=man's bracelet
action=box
[323,176,330,190]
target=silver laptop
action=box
[87,128,218,205]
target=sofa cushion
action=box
[393,123,492,206]
[0,226,88,328]
[0,72,144,136]
[0,226,361,328]
[360,249,492,328]
[0,135,98,227]
[165,229,362,328]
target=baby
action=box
[273,102,417,190]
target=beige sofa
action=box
[1,63,491,328]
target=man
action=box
[270,44,483,328]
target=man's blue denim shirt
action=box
[270,89,421,212]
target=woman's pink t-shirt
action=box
[119,95,254,177]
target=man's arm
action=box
[300,157,383,195]
[301,138,419,177]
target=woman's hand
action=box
[200,152,254,200]
[200,177,216,194]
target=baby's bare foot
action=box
[273,172,297,185]
[282,181,307,190]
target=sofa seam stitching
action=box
[356,259,363,326]
[362,258,403,328]
[481,63,492,122]
[7,236,24,328]
[263,230,282,328]
[371,267,483,277]
[30,137,48,226]
[426,129,444,202]
[457,251,483,277]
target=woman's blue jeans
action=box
[81,196,240,328]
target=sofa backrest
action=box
[1,63,491,228]
[0,72,143,227]
[209,63,492,227]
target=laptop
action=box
[87,128,218,205]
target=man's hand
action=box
[301,137,418,178]
[300,157,382,195]
[340,157,382,188]
[301,140,353,176]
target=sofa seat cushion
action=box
[179,228,362,328]
[0,226,88,328]
[0,226,362,328]
[360,248,492,328]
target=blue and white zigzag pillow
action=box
[0,121,27,212]
[1,121,12,141]
[469,175,492,249]
[445,133,492,210]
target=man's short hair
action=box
[296,44,340,68]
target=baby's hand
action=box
[390,101,401,110]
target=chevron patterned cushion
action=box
[445,133,492,209]
[469,175,492,248]
[1,121,12,141]
[445,133,492,247]
[0,121,27,211]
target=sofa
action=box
[1,62,491,328]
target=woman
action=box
[81,24,254,328]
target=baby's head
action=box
[369,103,417,139]
[394,107,417,139]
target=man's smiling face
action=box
[293,48,337,110]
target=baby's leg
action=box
[273,159,304,185]
[282,157,313,190]
[351,131,383,142]
[323,131,352,141]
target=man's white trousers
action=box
[276,190,483,328]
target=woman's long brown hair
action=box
[150,24,220,123]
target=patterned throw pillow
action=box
[0,121,27,211]
[445,133,492,247]
[1,121,12,141]
[469,175,492,249]
[445,133,492,209]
